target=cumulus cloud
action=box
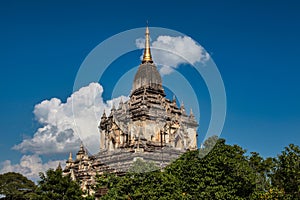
[136,35,210,75]
[135,38,145,49]
[0,154,65,181]
[13,82,128,155]
[1,82,128,181]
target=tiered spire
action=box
[172,95,176,104]
[68,152,73,162]
[189,108,195,119]
[56,162,62,171]
[142,25,153,63]
[78,142,86,154]
[101,110,107,119]
[118,97,124,109]
[180,101,187,115]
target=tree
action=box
[251,187,286,200]
[271,144,300,199]
[98,170,185,200]
[96,159,184,199]
[248,152,274,191]
[166,137,259,199]
[0,172,36,200]
[34,168,83,200]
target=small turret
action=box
[70,169,76,181]
[56,162,62,171]
[64,152,74,170]
[172,95,176,104]
[189,108,195,120]
[111,103,116,111]
[101,110,107,119]
[79,142,86,153]
[99,110,108,131]
[68,152,73,162]
[76,142,88,160]
[180,101,187,115]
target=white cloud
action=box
[135,38,145,49]
[135,35,210,75]
[13,82,128,155]
[0,154,65,182]
[1,82,128,181]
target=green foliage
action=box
[95,173,120,190]
[166,138,258,199]
[96,159,183,199]
[271,144,300,199]
[99,171,185,200]
[34,168,83,200]
[251,187,286,200]
[0,172,36,200]
[248,152,274,191]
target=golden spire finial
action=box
[142,23,153,63]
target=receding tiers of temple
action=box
[63,26,199,194]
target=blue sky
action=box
[0,0,300,179]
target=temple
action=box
[63,26,198,194]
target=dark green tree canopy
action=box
[166,138,259,199]
[34,168,83,200]
[271,144,300,199]
[0,172,36,200]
